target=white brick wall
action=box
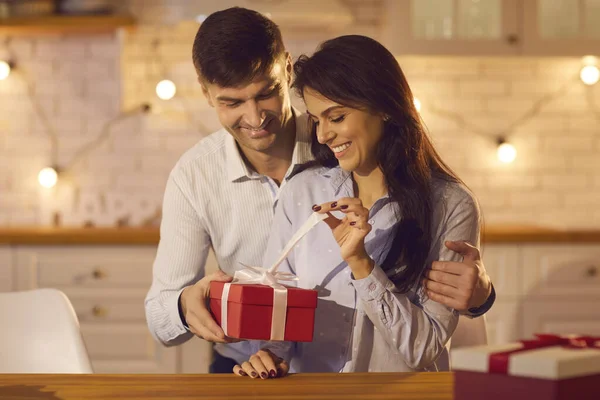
[0,1,598,229]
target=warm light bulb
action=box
[38,167,58,188]
[413,97,422,112]
[580,65,600,85]
[497,142,517,164]
[156,79,177,100]
[0,60,11,80]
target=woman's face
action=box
[304,88,385,175]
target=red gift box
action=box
[453,334,600,400]
[209,281,318,342]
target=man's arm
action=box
[144,171,215,346]
[424,240,495,317]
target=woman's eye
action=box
[331,115,346,123]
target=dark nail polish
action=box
[331,202,338,208]
[239,370,247,376]
[251,372,257,378]
[270,369,277,377]
[350,221,356,226]
[340,205,348,209]
[261,372,268,379]
[312,204,322,211]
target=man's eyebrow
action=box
[215,81,279,102]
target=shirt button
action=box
[368,282,377,291]
[369,219,375,225]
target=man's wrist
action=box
[468,283,496,316]
[178,289,190,329]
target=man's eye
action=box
[257,89,276,100]
[225,102,241,108]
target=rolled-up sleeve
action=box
[144,170,210,346]
[351,188,480,370]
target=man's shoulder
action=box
[170,128,229,177]
[177,129,228,166]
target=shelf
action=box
[2,226,600,246]
[0,14,135,35]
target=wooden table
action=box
[0,372,453,399]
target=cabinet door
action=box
[480,244,521,298]
[521,245,600,298]
[522,0,600,55]
[381,0,521,55]
[14,245,179,374]
[522,300,600,338]
[484,299,521,345]
[0,246,13,292]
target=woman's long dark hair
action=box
[293,35,463,294]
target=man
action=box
[145,7,495,374]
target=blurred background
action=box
[0,0,598,374]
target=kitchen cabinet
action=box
[0,246,12,292]
[1,228,599,372]
[522,0,600,55]
[481,242,600,344]
[8,244,216,374]
[381,0,600,56]
[382,0,520,56]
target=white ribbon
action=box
[221,212,327,340]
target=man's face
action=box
[201,56,293,154]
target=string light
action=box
[156,79,177,100]
[496,138,517,164]
[38,167,58,188]
[413,97,422,112]
[580,65,599,86]
[0,60,13,80]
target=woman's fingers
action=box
[249,353,270,379]
[313,198,369,219]
[241,361,259,379]
[233,364,247,377]
[256,350,279,378]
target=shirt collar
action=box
[226,107,313,183]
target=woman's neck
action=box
[352,166,387,209]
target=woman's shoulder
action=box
[286,162,335,188]
[432,177,480,212]
[278,163,338,204]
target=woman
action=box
[233,35,481,378]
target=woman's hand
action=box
[232,349,289,379]
[312,198,375,278]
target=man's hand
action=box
[179,270,239,343]
[424,241,492,311]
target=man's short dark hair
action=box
[192,7,286,87]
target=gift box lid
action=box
[452,340,600,380]
[210,281,318,308]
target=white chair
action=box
[0,288,93,373]
[451,314,489,349]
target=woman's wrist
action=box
[346,254,375,279]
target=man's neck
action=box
[352,166,387,209]
[241,113,297,186]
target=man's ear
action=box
[199,77,214,107]
[284,52,293,86]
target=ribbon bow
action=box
[489,333,600,374]
[221,212,327,340]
